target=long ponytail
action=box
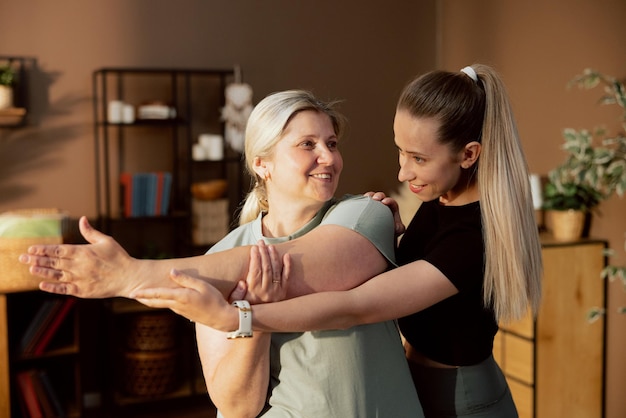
[397,64,542,322]
[473,64,542,322]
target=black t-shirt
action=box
[396,199,498,366]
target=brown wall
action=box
[1,0,624,416]
[438,1,626,416]
[0,0,436,216]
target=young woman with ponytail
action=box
[136,64,542,417]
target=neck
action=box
[262,201,326,237]
[439,181,480,206]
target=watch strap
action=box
[227,300,253,339]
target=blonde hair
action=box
[397,64,542,322]
[237,90,346,225]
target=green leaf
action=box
[587,307,605,323]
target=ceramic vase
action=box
[549,209,586,241]
[0,85,13,109]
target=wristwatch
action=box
[227,300,253,339]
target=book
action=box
[145,172,158,216]
[16,370,43,418]
[161,172,173,215]
[21,299,67,356]
[155,171,164,215]
[120,172,133,218]
[29,370,58,418]
[131,173,144,217]
[37,369,66,417]
[19,299,57,355]
[32,297,77,356]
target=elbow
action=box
[211,397,264,418]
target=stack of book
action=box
[120,172,172,218]
[16,296,77,417]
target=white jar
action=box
[122,103,135,124]
[108,100,124,123]
[199,134,224,160]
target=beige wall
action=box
[438,1,626,416]
[1,0,624,416]
[0,0,436,216]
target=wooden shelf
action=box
[0,107,27,126]
[92,67,239,415]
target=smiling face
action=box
[394,109,480,205]
[257,110,343,212]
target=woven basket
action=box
[125,311,177,351]
[122,349,179,397]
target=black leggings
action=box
[410,355,518,418]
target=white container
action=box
[199,134,224,160]
[122,104,135,124]
[192,143,207,161]
[108,100,124,123]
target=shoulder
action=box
[322,194,396,265]
[322,194,394,226]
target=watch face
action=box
[227,331,253,339]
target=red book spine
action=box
[16,371,43,418]
[120,172,133,217]
[32,298,77,356]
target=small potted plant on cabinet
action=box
[0,63,16,110]
[543,69,626,241]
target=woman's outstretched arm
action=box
[19,215,389,300]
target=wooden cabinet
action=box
[1,291,84,417]
[493,238,607,418]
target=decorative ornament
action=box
[221,66,253,153]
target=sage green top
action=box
[211,195,423,417]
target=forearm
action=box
[129,246,252,298]
[212,261,457,333]
[197,325,270,417]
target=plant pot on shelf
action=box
[548,209,586,241]
[0,85,13,109]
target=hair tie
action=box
[460,66,478,82]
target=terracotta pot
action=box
[549,209,586,241]
[0,85,13,109]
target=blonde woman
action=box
[21,90,423,417]
[135,64,543,417]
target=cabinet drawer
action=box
[503,334,533,384]
[508,378,533,418]
[501,310,534,339]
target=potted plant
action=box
[0,63,16,109]
[543,69,626,241]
